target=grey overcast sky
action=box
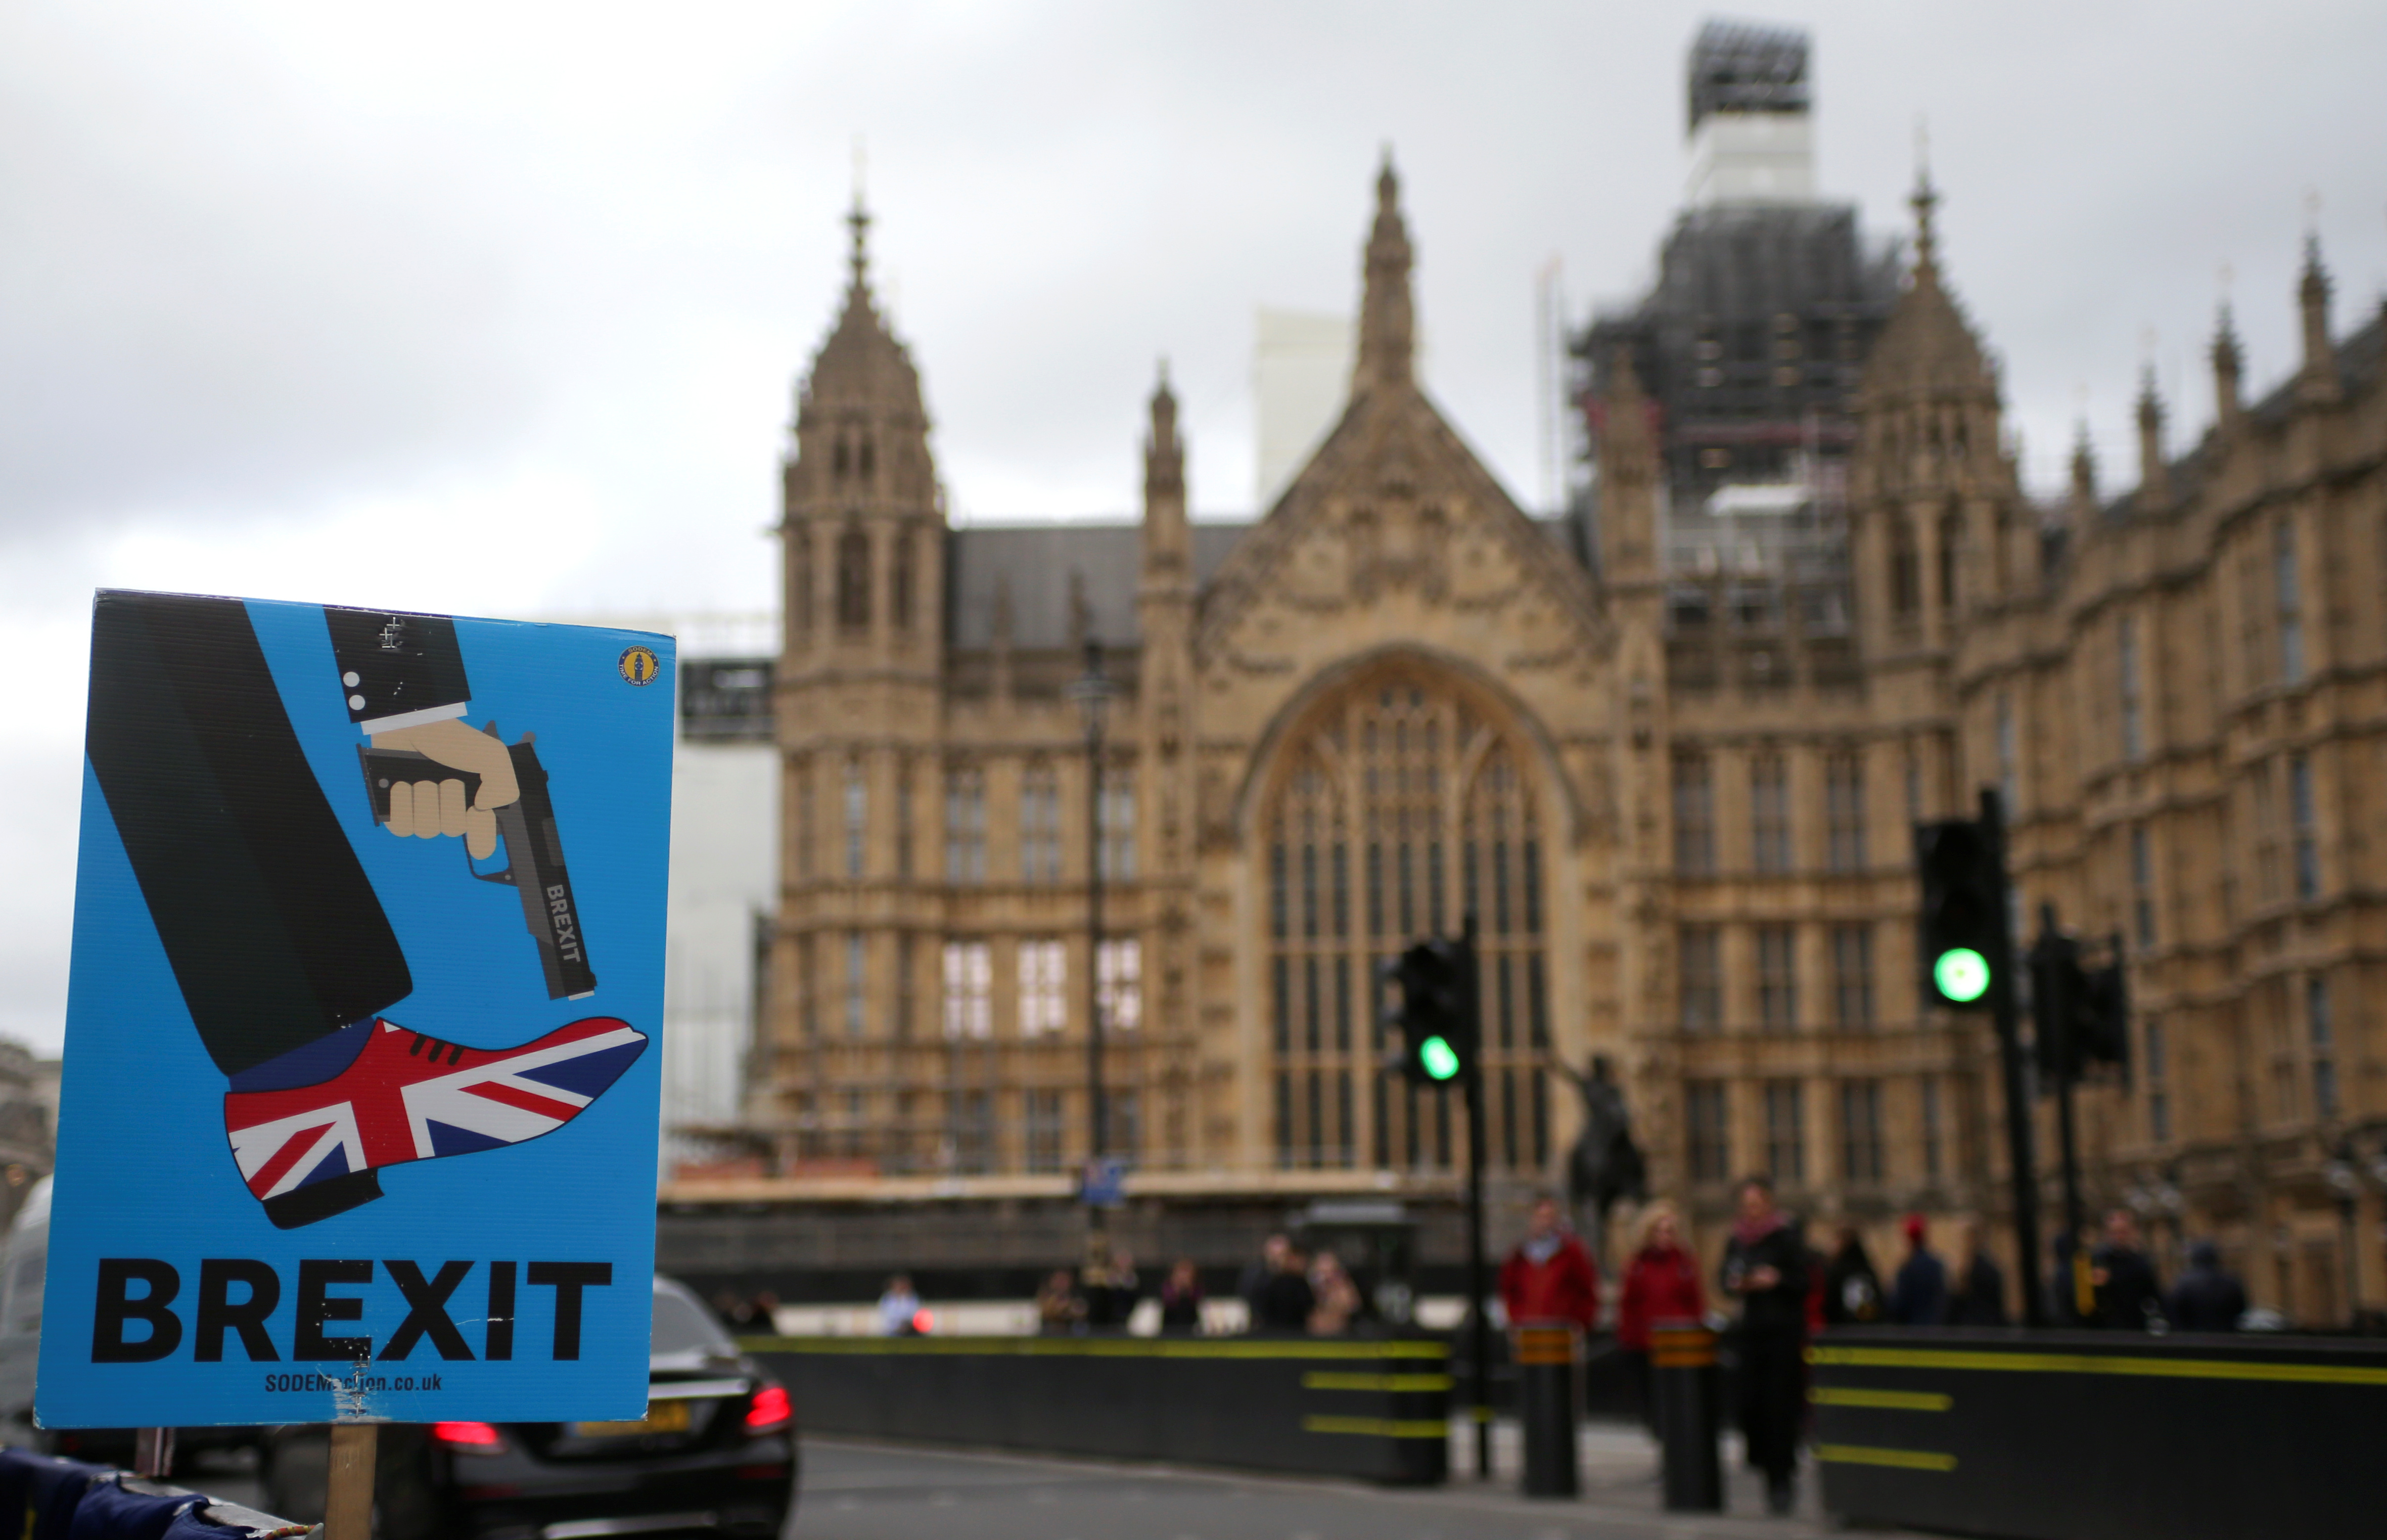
[3,0,2383,1049]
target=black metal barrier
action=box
[1513,1325,1577,1496]
[744,1333,1449,1485]
[1651,1322,1722,1512]
[1812,1327,2387,1540]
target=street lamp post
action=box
[1069,640,1116,1196]
[2326,1140,2362,1329]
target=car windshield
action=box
[651,1287,738,1358]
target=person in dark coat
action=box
[2166,1240,2248,1332]
[1256,1245,1317,1332]
[1887,1215,1949,1326]
[1820,1223,1882,1326]
[1944,1222,2009,1326]
[1721,1176,1810,1515]
[2090,1210,2167,1331]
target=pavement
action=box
[792,1419,1919,1540]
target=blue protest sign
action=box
[39,592,673,1428]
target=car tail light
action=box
[431,1421,507,1455]
[744,1384,793,1433]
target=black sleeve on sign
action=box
[526,1263,612,1361]
[324,607,470,725]
[294,1259,372,1360]
[85,591,411,1077]
[195,1258,281,1362]
[92,1259,182,1363]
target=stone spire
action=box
[1142,361,1188,578]
[2211,302,2244,432]
[1909,166,1942,291]
[1860,167,1993,408]
[2068,422,2099,524]
[2136,367,2169,510]
[1352,153,1416,395]
[803,189,927,425]
[2296,235,2340,407]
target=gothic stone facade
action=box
[754,165,2387,1319]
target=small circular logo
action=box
[618,645,661,685]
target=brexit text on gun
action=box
[356,728,597,1000]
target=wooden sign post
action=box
[325,1424,377,1539]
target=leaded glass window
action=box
[1264,673,1548,1173]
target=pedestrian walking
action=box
[1944,1222,2009,1326]
[1820,1223,1882,1326]
[2090,1210,2167,1331]
[1886,1216,1948,1326]
[1159,1258,1205,1333]
[2166,1240,2248,1332]
[876,1273,922,1337]
[1720,1175,1809,1515]
[1498,1194,1602,1333]
[1308,1250,1362,1335]
[1616,1202,1704,1425]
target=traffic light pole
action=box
[1463,911,1491,1482]
[1981,791,2048,1328]
[2034,904,2087,1258]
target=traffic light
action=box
[1915,815,2008,1009]
[2078,954,2130,1075]
[1382,939,1476,1085]
[2033,927,2131,1084]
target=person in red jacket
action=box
[1616,1202,1705,1426]
[1499,1195,1602,1332]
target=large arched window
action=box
[1264,671,1550,1173]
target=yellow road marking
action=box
[1817,1443,1958,1472]
[1808,1345,2387,1388]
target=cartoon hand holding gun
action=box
[337,611,597,1001]
[369,717,521,860]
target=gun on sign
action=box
[357,726,597,1000]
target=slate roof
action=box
[943,522,1246,651]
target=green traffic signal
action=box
[1933,947,1991,1004]
[1419,1035,1462,1082]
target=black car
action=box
[265,1275,797,1539]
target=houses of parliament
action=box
[699,45,2387,1321]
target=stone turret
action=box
[782,194,943,667]
[1851,169,2019,641]
[2211,304,2244,434]
[2136,368,2169,512]
[2296,235,2340,408]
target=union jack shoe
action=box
[224,1015,647,1229]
